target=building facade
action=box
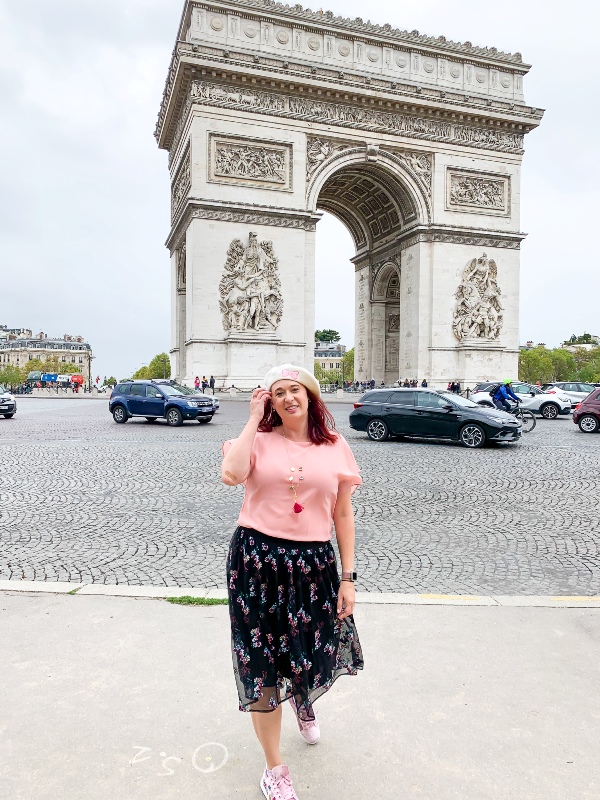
[314,342,346,372]
[156,0,542,388]
[0,328,93,382]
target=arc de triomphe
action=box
[155,0,542,387]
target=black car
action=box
[109,380,214,426]
[349,388,521,448]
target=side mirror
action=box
[530,392,535,396]
[443,403,454,411]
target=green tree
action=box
[132,366,150,379]
[0,366,22,388]
[549,349,576,381]
[568,332,595,345]
[342,347,354,382]
[148,353,171,379]
[518,347,554,384]
[314,329,341,343]
[103,376,117,386]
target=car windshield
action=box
[439,391,479,408]
[159,384,187,396]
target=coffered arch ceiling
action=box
[316,164,419,253]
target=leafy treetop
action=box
[315,329,341,343]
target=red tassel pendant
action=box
[293,502,304,514]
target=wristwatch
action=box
[341,571,357,582]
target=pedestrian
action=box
[403,378,410,388]
[421,378,428,388]
[221,364,364,799]
[194,376,200,391]
[202,375,208,393]
[455,381,461,395]
[209,375,215,395]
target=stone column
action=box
[370,302,386,385]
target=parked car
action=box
[0,385,17,418]
[541,382,596,405]
[572,387,600,433]
[349,388,521,448]
[470,381,571,419]
[109,380,214,426]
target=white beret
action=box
[262,363,321,397]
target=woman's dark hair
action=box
[258,388,337,444]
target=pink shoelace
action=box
[270,768,297,800]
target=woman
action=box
[194,376,200,391]
[222,364,364,800]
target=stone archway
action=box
[156,0,542,388]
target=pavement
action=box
[1,590,598,800]
[1,398,600,594]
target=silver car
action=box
[542,382,597,405]
[470,382,571,419]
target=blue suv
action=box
[109,380,214,426]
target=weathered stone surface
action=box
[157,1,542,389]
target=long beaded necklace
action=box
[282,429,312,513]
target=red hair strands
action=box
[258,390,337,445]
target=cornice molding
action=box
[183,0,527,66]
[166,199,321,251]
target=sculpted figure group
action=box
[453,253,504,340]
[219,232,283,333]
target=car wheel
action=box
[540,403,559,420]
[166,407,183,427]
[112,405,128,424]
[3,413,14,418]
[145,417,157,423]
[366,418,389,441]
[578,414,599,433]
[459,423,486,448]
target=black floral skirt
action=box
[226,526,364,721]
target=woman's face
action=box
[270,380,309,423]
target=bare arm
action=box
[333,489,356,621]
[221,388,271,486]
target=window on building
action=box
[61,356,66,362]
[29,354,33,359]
[78,357,83,363]
[71,356,76,363]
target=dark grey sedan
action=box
[349,388,521,448]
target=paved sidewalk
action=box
[1,592,598,800]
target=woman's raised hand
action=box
[249,388,271,422]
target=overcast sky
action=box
[1,0,598,380]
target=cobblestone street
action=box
[1,397,599,594]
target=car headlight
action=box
[489,415,511,424]
[186,400,198,407]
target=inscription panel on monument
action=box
[446,168,510,216]
[208,133,292,192]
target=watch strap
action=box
[341,571,357,581]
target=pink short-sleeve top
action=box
[222,430,362,542]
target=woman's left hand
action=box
[337,580,355,620]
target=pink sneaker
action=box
[289,695,320,745]
[260,764,300,800]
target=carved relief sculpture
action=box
[447,170,509,214]
[453,253,504,341]
[176,242,186,290]
[306,137,346,179]
[209,134,292,191]
[215,143,286,183]
[219,232,283,333]
[171,149,190,217]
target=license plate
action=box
[0,406,8,410]
[199,408,211,413]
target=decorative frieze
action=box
[447,169,510,215]
[453,253,504,340]
[208,133,292,191]
[219,232,283,332]
[171,146,190,218]
[190,80,524,154]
